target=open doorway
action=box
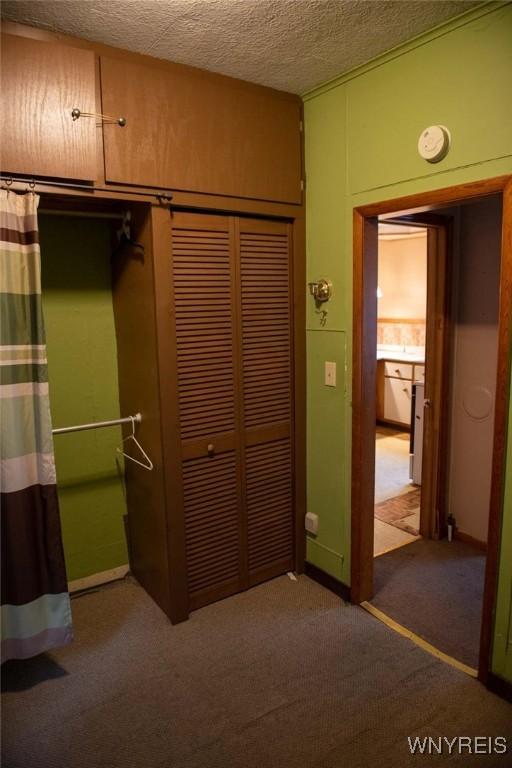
[374,223,427,556]
[351,177,512,683]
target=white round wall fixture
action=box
[462,385,493,421]
[418,125,451,163]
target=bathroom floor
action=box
[374,426,420,556]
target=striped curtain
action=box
[0,190,73,662]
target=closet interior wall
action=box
[39,203,129,582]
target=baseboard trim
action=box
[486,672,512,703]
[453,529,487,552]
[69,564,130,594]
[305,561,351,601]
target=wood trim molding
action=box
[453,530,488,553]
[351,174,512,685]
[292,216,307,573]
[486,672,512,704]
[356,176,510,218]
[351,210,378,603]
[305,562,351,602]
[377,317,426,324]
[479,177,512,683]
[151,205,189,623]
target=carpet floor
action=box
[372,538,486,669]
[2,575,511,768]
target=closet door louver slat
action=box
[172,213,244,610]
[239,221,294,584]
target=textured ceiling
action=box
[1,0,480,94]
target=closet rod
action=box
[39,208,125,220]
[0,175,173,203]
[53,413,142,435]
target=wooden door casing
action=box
[100,56,302,204]
[1,34,97,180]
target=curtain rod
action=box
[53,413,142,435]
[0,175,173,203]
[39,208,125,220]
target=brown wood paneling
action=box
[246,438,294,585]
[1,34,97,180]
[100,56,302,204]
[151,205,189,624]
[171,211,244,608]
[111,203,171,617]
[238,218,294,583]
[183,451,241,610]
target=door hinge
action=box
[300,179,305,192]
[299,120,304,133]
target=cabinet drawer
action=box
[384,377,412,426]
[414,364,425,382]
[383,361,413,380]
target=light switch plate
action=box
[325,361,336,387]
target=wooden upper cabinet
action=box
[1,34,97,181]
[100,56,302,203]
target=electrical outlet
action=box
[305,512,319,535]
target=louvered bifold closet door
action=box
[238,218,294,586]
[171,212,245,610]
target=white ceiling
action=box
[1,0,480,94]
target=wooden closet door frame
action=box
[351,175,512,684]
[153,205,305,622]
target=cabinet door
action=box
[171,212,245,610]
[384,377,412,426]
[100,56,302,203]
[239,219,294,584]
[1,34,97,180]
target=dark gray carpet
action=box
[372,538,486,668]
[2,575,511,768]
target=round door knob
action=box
[207,443,215,456]
[424,398,432,408]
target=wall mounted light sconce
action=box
[308,279,332,303]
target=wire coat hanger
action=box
[116,416,153,471]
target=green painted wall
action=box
[304,2,512,679]
[40,215,128,582]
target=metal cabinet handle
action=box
[207,443,215,456]
[71,108,127,127]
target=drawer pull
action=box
[207,443,215,456]
[395,368,401,374]
[71,107,127,127]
